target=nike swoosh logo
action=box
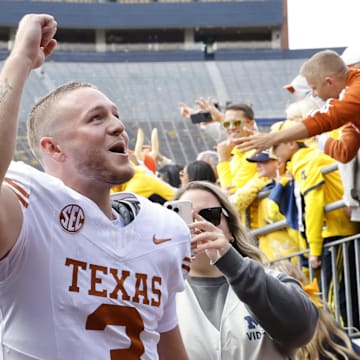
[153,234,172,245]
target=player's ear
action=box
[39,137,65,162]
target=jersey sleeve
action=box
[3,161,32,208]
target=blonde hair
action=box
[174,181,265,263]
[27,81,95,163]
[300,50,347,83]
[286,98,320,122]
[272,261,360,360]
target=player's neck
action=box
[63,179,114,219]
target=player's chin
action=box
[108,163,134,184]
[117,164,134,181]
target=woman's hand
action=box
[189,212,231,263]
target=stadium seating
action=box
[5,56,305,168]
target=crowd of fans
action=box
[109,46,360,358]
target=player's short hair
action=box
[27,81,95,162]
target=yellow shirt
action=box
[217,148,258,189]
[287,147,358,256]
[231,175,301,260]
[111,165,175,202]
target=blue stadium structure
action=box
[0,1,344,167]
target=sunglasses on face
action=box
[221,119,243,129]
[198,206,229,226]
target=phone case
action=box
[190,112,212,124]
[164,200,193,224]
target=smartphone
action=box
[164,200,193,224]
[190,111,212,124]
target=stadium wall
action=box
[0,1,282,29]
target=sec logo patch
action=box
[60,204,85,233]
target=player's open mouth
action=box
[109,143,125,154]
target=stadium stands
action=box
[0,0,283,55]
[6,55,307,168]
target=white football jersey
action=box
[0,162,191,359]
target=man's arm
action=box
[158,326,188,360]
[320,123,360,163]
[0,14,57,180]
[241,71,360,155]
[302,70,360,137]
[0,14,57,257]
[236,122,309,154]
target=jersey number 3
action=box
[86,304,145,359]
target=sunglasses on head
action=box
[198,206,229,226]
[221,119,243,129]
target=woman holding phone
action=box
[174,181,318,360]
